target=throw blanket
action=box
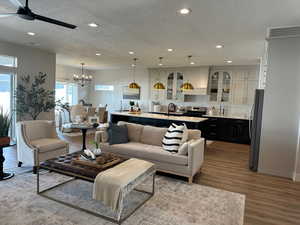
[93,158,154,211]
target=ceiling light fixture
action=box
[129,58,140,89]
[158,57,163,66]
[73,63,92,87]
[154,61,166,90]
[188,55,195,65]
[216,45,223,49]
[88,22,98,28]
[181,56,194,91]
[129,51,135,55]
[95,53,101,56]
[27,32,35,36]
[178,8,191,15]
[225,60,233,64]
[167,48,173,52]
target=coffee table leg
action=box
[81,128,87,150]
[0,147,14,181]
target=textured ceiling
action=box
[0,0,300,70]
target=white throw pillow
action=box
[162,123,185,153]
[181,123,188,145]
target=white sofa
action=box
[17,120,69,173]
[95,122,204,184]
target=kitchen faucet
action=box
[167,103,176,116]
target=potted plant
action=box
[15,73,56,120]
[0,107,11,147]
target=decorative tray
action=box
[72,153,121,169]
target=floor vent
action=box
[268,26,300,39]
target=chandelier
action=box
[73,63,92,87]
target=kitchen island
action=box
[110,112,207,130]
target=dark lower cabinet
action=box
[111,114,204,130]
[202,117,250,144]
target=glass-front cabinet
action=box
[208,70,232,102]
[167,71,184,101]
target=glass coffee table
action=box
[37,151,156,224]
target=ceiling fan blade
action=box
[9,0,24,8]
[34,14,77,29]
[0,13,17,18]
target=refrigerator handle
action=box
[249,104,254,139]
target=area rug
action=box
[0,172,245,225]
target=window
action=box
[0,54,17,140]
[0,55,17,67]
[95,84,114,91]
[55,82,78,105]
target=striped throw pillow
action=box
[162,124,185,153]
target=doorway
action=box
[0,55,17,141]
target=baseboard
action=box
[293,173,300,182]
[258,168,294,180]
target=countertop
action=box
[203,113,249,120]
[111,112,207,123]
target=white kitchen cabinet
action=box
[149,68,185,102]
[209,66,259,105]
[208,70,232,102]
[182,67,209,95]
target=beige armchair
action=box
[17,120,69,173]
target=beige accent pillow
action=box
[117,121,144,142]
[140,125,168,146]
[178,140,194,156]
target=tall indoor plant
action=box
[15,72,56,120]
[0,107,11,147]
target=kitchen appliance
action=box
[184,107,207,117]
[249,89,264,171]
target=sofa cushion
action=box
[100,142,187,166]
[188,129,201,140]
[117,121,144,142]
[31,138,67,153]
[140,126,168,146]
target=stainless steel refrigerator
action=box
[249,89,264,171]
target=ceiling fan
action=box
[0,0,77,29]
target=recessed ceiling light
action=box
[167,48,173,52]
[27,32,35,36]
[88,23,99,28]
[190,62,195,65]
[216,45,223,49]
[96,53,101,56]
[225,60,233,64]
[129,51,134,55]
[158,63,163,66]
[178,8,191,15]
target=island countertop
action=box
[203,113,249,120]
[111,112,207,123]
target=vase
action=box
[0,136,10,147]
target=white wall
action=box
[259,37,300,179]
[56,64,93,103]
[89,67,149,114]
[0,40,56,120]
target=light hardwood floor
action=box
[198,141,300,225]
[3,136,300,225]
